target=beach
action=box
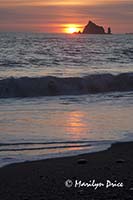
[0,141,133,200]
[0,2,133,199]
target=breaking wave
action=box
[0,73,133,98]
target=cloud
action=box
[0,1,132,32]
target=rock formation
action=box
[107,27,112,34]
[72,21,112,35]
[82,21,105,34]
[73,30,81,34]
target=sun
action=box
[67,27,77,34]
[64,24,80,34]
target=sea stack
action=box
[107,27,112,34]
[82,21,105,34]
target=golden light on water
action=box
[65,111,89,138]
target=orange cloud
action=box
[0,1,133,33]
[0,0,130,7]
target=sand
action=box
[0,142,133,200]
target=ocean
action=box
[0,33,133,167]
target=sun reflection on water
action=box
[65,111,90,139]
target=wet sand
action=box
[0,142,133,200]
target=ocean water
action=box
[0,33,133,79]
[0,33,133,167]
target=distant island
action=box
[125,33,133,35]
[74,21,112,34]
[83,21,112,34]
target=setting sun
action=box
[64,24,80,34]
[67,27,77,34]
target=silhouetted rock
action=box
[73,31,81,34]
[77,159,87,164]
[82,21,105,34]
[116,159,126,164]
[108,27,112,34]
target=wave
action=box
[0,144,92,152]
[0,140,113,152]
[0,73,133,98]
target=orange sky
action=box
[0,0,133,33]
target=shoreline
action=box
[0,142,112,169]
[0,141,133,199]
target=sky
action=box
[0,0,133,33]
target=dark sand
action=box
[0,142,133,200]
